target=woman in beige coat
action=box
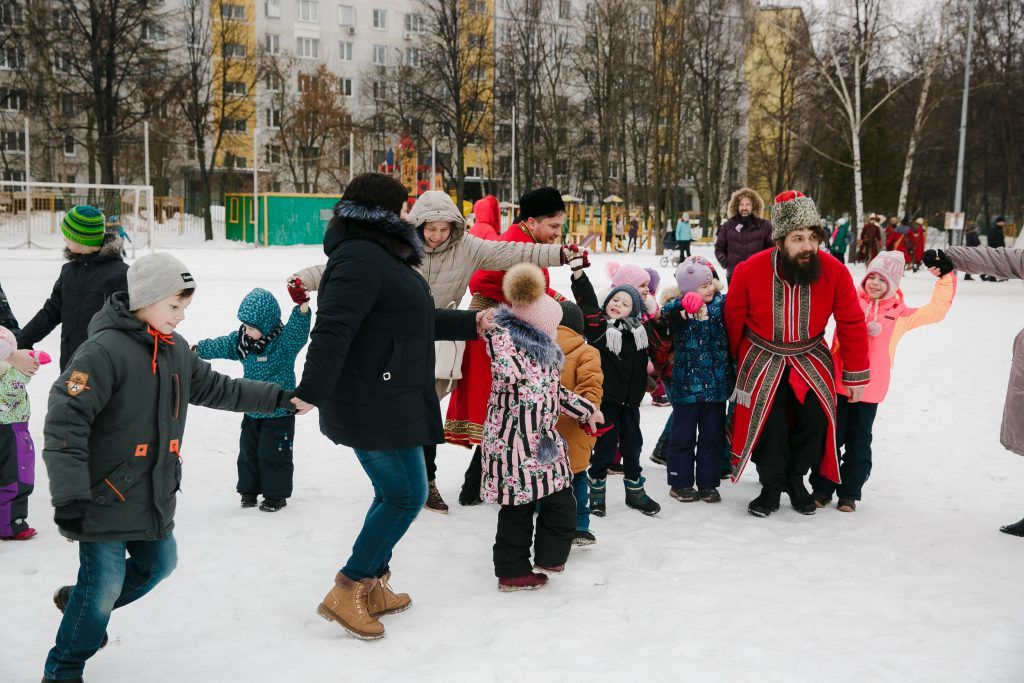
[291,190,578,513]
[926,246,1024,536]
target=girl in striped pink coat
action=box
[482,264,602,592]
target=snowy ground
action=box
[2,242,1023,682]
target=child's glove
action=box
[562,245,590,272]
[28,350,51,365]
[287,277,310,305]
[681,292,705,315]
[922,249,954,276]
[54,501,88,535]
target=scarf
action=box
[236,322,283,359]
[605,317,648,357]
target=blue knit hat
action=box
[61,205,106,247]
[602,284,643,320]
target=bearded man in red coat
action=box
[724,190,870,518]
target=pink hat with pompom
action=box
[503,264,562,339]
[862,251,905,299]
[606,261,650,291]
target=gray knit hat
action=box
[770,190,822,241]
[127,253,196,310]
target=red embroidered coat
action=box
[724,249,870,483]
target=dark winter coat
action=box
[0,282,17,333]
[196,288,310,419]
[294,201,479,452]
[571,272,651,406]
[965,229,981,247]
[988,224,1006,249]
[660,293,735,404]
[714,216,775,277]
[43,292,285,542]
[16,233,129,370]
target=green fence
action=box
[224,193,341,246]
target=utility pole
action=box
[952,0,976,245]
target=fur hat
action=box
[862,251,905,300]
[728,187,765,219]
[518,187,565,221]
[675,259,713,294]
[606,261,650,291]
[770,190,822,241]
[558,301,584,335]
[503,264,562,339]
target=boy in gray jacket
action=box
[42,253,294,683]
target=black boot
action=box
[786,477,817,515]
[999,517,1024,537]
[748,488,781,518]
[54,586,109,649]
[649,430,669,466]
[259,498,287,512]
[459,447,484,506]
[240,493,258,508]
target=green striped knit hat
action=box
[61,205,106,247]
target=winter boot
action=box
[999,517,1024,537]
[317,573,385,640]
[625,477,661,515]
[748,488,781,518]
[498,572,549,592]
[649,430,669,466]
[42,678,83,683]
[812,490,832,508]
[1,526,36,540]
[699,488,722,503]
[669,486,700,502]
[54,586,108,649]
[259,498,287,512]
[534,563,565,574]
[589,477,607,517]
[367,571,411,616]
[786,478,816,515]
[607,462,624,475]
[572,530,597,546]
[424,481,449,514]
[240,493,258,508]
[837,498,857,513]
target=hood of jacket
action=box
[473,195,500,232]
[237,288,282,335]
[556,325,585,357]
[408,190,466,256]
[88,291,154,346]
[727,187,765,219]
[324,200,424,267]
[64,230,125,263]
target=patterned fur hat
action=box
[770,190,822,241]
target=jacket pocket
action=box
[90,462,140,507]
[171,373,181,420]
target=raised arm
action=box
[466,234,564,272]
[946,246,1024,280]
[902,273,956,332]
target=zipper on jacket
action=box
[171,373,180,420]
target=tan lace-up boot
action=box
[316,573,385,640]
[367,571,412,616]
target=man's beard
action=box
[779,248,822,285]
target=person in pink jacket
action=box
[812,250,956,512]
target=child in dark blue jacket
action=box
[196,287,310,511]
[659,258,734,503]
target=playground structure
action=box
[564,195,662,252]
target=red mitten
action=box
[287,277,310,304]
[582,422,615,438]
[681,292,704,315]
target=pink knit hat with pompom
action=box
[606,261,650,291]
[862,251,905,300]
[503,264,562,339]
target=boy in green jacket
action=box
[42,253,294,683]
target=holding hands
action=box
[476,308,496,335]
[922,249,954,277]
[8,349,40,376]
[562,244,591,276]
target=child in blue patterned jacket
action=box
[196,287,310,511]
[657,257,734,504]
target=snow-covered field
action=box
[2,242,1023,682]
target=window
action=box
[372,8,387,29]
[496,124,511,143]
[264,33,280,54]
[404,13,424,33]
[584,2,594,20]
[296,37,319,58]
[144,22,166,43]
[53,51,73,73]
[52,8,70,30]
[224,81,247,96]
[372,44,387,65]
[338,4,354,25]
[266,144,281,164]
[221,4,245,19]
[405,48,421,67]
[609,162,618,178]
[224,153,246,168]
[265,72,282,91]
[0,130,25,152]
[637,9,651,29]
[467,33,486,48]
[266,108,282,128]
[467,0,486,14]
[64,135,75,156]
[296,0,319,22]
[265,0,280,18]
[223,43,247,58]
[60,94,74,116]
[297,73,318,92]
[372,80,386,99]
[65,174,76,184]
[558,0,570,19]
[554,159,568,175]
[2,169,24,181]
[186,24,201,47]
[340,78,352,96]
[338,41,352,60]
[1,2,24,26]
[0,88,23,111]
[498,155,510,175]
[222,118,247,133]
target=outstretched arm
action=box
[946,246,1024,280]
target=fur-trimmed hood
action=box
[325,200,424,266]
[64,230,124,263]
[496,307,564,369]
[727,187,765,219]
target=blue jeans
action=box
[44,534,178,680]
[572,471,590,531]
[342,447,428,581]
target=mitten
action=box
[566,248,590,272]
[287,277,310,305]
[291,265,324,292]
[28,350,51,365]
[583,422,615,438]
[681,292,705,315]
[922,249,954,276]
[54,501,88,535]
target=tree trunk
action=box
[897,61,937,219]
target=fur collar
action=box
[496,307,564,369]
[64,231,124,263]
[328,200,424,266]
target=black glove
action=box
[922,249,954,276]
[276,389,297,413]
[54,501,88,534]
